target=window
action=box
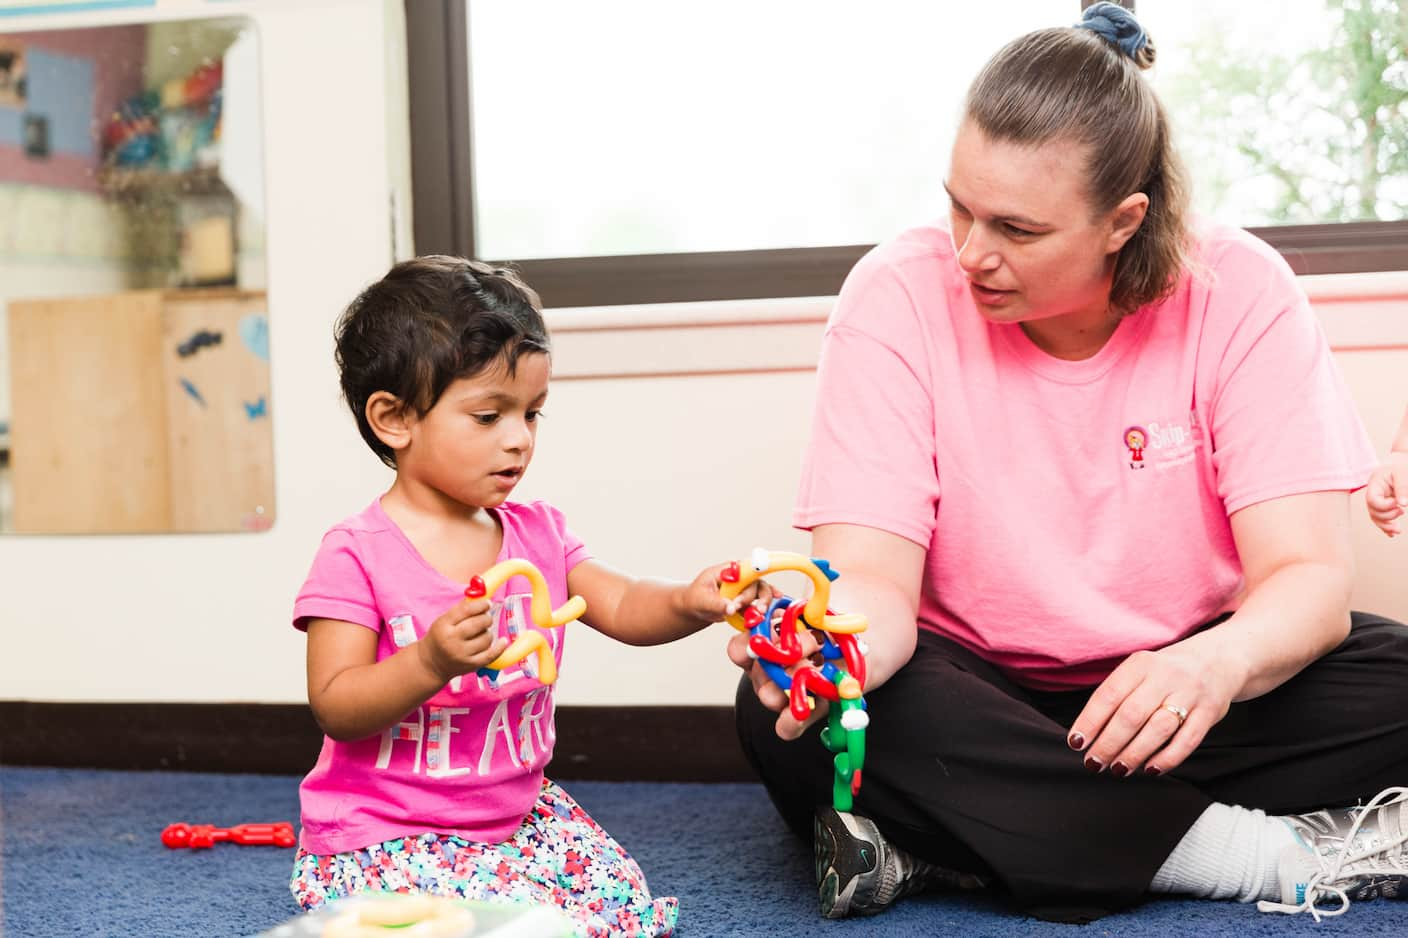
[1141,0,1407,273]
[407,1,1408,308]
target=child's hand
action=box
[677,563,776,627]
[1366,451,1408,537]
[416,595,510,683]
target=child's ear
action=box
[366,391,414,453]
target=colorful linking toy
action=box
[720,549,871,812]
[161,821,296,849]
[464,559,586,686]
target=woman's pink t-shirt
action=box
[292,498,589,854]
[795,222,1377,689]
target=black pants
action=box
[735,612,1408,922]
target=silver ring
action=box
[1162,703,1188,726]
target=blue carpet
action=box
[2,767,1404,936]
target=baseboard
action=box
[0,702,755,782]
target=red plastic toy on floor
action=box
[162,821,296,849]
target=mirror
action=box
[0,16,272,534]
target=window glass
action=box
[1140,0,1407,226]
[467,0,1065,259]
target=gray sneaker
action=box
[813,807,985,918]
[1260,786,1408,921]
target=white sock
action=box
[1149,802,1301,902]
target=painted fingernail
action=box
[1110,762,1129,778]
[1145,765,1162,777]
[1067,732,1085,751]
[1084,756,1104,774]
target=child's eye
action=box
[526,410,545,423]
[473,413,499,426]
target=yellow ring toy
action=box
[719,548,867,635]
[465,559,587,686]
[322,895,475,937]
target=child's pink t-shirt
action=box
[796,222,1376,690]
[292,498,590,854]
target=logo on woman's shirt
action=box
[1122,411,1202,472]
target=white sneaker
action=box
[1258,786,1408,921]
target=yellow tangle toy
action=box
[464,559,586,686]
[719,548,866,635]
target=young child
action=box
[288,256,764,937]
[1366,406,1408,537]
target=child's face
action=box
[399,352,550,510]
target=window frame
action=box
[405,0,1408,309]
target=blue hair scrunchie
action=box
[1075,2,1148,61]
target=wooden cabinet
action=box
[7,289,274,533]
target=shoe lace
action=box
[1257,786,1408,922]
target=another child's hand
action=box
[1366,450,1408,537]
[678,563,776,627]
[416,595,509,683]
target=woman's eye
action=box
[1004,223,1035,237]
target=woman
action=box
[733,3,1408,924]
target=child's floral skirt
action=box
[290,779,677,938]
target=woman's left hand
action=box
[1067,638,1241,778]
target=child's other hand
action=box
[679,563,777,626]
[416,595,509,683]
[1366,451,1408,537]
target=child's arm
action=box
[1366,408,1408,537]
[306,595,508,741]
[568,559,766,646]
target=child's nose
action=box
[503,418,534,450]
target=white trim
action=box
[544,295,833,333]
[1301,269,1408,303]
[547,276,1408,380]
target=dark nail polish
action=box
[1145,765,1162,777]
[1084,756,1104,774]
[1067,732,1085,751]
[1110,762,1129,778]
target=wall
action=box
[0,0,1404,707]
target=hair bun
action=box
[1076,2,1155,68]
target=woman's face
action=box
[946,119,1141,332]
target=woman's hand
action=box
[726,625,827,741]
[416,595,509,683]
[1365,450,1408,537]
[1067,637,1242,777]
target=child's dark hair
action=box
[335,255,551,467]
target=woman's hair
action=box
[964,2,1191,314]
[334,255,551,467]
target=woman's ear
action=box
[1106,192,1150,253]
[366,391,414,453]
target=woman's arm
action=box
[728,522,926,740]
[1071,489,1354,776]
[1215,489,1355,698]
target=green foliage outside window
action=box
[1162,0,1406,224]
